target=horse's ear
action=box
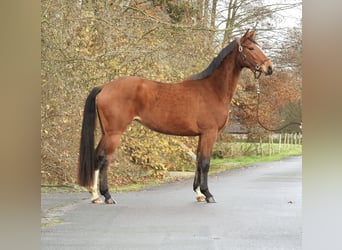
[242,29,256,40]
[243,29,250,38]
[249,30,256,39]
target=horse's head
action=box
[237,30,273,78]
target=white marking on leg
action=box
[89,169,102,203]
[195,186,206,202]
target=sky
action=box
[268,0,302,29]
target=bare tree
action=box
[205,0,302,49]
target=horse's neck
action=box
[210,52,242,104]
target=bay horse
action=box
[78,30,273,204]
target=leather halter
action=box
[236,38,270,79]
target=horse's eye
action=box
[248,47,254,51]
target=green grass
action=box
[112,144,302,191]
[41,219,63,228]
[211,144,302,173]
[212,148,301,165]
[41,144,302,194]
[41,184,85,194]
[111,180,162,193]
[110,174,195,193]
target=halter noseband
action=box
[236,38,269,79]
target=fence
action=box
[213,133,302,159]
[258,133,302,157]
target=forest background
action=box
[41,0,302,186]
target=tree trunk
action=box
[209,0,217,46]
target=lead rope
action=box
[255,80,302,132]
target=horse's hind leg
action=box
[88,169,102,203]
[85,139,102,203]
[97,133,122,204]
[86,137,105,204]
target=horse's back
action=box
[95,76,226,136]
[100,76,142,95]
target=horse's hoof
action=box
[105,198,117,204]
[91,197,103,204]
[196,195,206,202]
[206,196,216,203]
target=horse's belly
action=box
[138,112,200,136]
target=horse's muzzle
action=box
[266,65,273,75]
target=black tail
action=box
[78,87,102,187]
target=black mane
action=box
[188,40,236,80]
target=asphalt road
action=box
[41,156,302,250]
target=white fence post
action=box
[278,133,282,153]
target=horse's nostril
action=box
[267,66,273,75]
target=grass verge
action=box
[211,145,302,173]
[41,145,302,193]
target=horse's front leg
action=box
[198,156,216,203]
[193,165,206,202]
[194,132,217,203]
[193,136,206,202]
